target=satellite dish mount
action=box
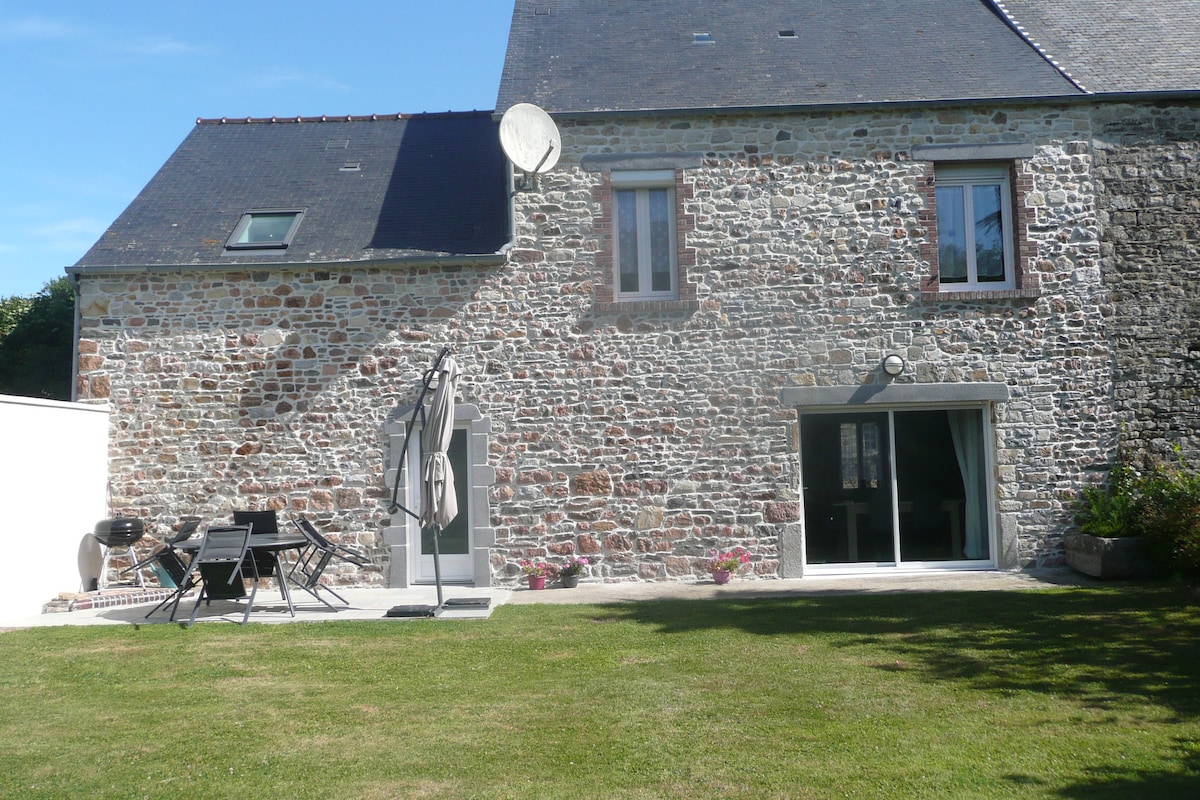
[499,103,562,192]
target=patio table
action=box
[176,532,308,617]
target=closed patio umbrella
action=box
[420,352,460,609]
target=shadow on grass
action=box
[593,587,1200,718]
[1050,737,1200,798]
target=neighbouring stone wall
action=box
[1092,101,1200,461]
[77,102,1118,584]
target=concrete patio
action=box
[1,567,1097,629]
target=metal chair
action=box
[287,514,372,608]
[139,517,203,619]
[179,524,257,626]
[233,510,282,581]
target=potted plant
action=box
[519,559,557,590]
[557,556,589,588]
[706,547,750,584]
[1069,459,1149,579]
[1072,449,1200,581]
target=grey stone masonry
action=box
[1092,101,1200,460]
[501,104,1111,576]
[77,100,1139,584]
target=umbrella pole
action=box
[431,524,445,612]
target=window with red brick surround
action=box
[917,159,1040,300]
[593,169,699,312]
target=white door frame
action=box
[405,425,474,584]
[798,402,998,575]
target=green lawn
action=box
[2,586,1199,799]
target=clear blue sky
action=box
[0,1,515,299]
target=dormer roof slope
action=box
[74,112,508,270]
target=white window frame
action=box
[611,169,678,300]
[934,164,1015,291]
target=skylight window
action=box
[693,32,713,44]
[779,29,797,38]
[225,210,304,250]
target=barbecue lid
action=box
[93,518,146,546]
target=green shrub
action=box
[1076,463,1138,538]
[1127,458,1200,580]
[1077,452,1200,580]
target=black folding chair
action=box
[128,517,199,574]
[233,510,282,581]
[138,517,203,619]
[287,514,372,608]
[179,525,257,627]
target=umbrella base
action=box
[385,605,437,618]
[442,597,491,609]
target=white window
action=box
[935,164,1014,290]
[226,209,304,250]
[611,170,677,300]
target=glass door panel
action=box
[410,428,472,582]
[893,410,989,562]
[801,412,895,564]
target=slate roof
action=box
[496,0,1083,115]
[998,0,1200,93]
[74,112,509,270]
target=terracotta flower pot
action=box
[712,569,732,584]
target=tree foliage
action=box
[0,277,74,400]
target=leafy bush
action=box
[1077,452,1200,580]
[1076,463,1138,538]
[1126,457,1200,581]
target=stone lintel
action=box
[911,142,1035,162]
[581,152,705,172]
[780,382,1010,408]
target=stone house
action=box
[70,1,1200,587]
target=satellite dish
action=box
[499,103,561,185]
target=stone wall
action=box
[1092,101,1200,460]
[501,103,1112,574]
[75,265,505,585]
[76,102,1120,583]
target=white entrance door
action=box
[407,427,473,583]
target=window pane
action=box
[840,423,859,490]
[238,213,296,244]
[615,190,639,293]
[861,422,880,489]
[972,184,1005,282]
[894,410,989,562]
[935,186,967,282]
[648,188,673,292]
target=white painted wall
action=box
[0,395,109,623]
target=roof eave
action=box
[66,252,509,277]
[498,88,1200,122]
[498,93,1086,122]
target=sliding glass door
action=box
[801,408,992,569]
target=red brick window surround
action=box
[593,169,698,312]
[915,153,1040,301]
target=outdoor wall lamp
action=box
[882,353,907,377]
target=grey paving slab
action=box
[3,568,1097,629]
